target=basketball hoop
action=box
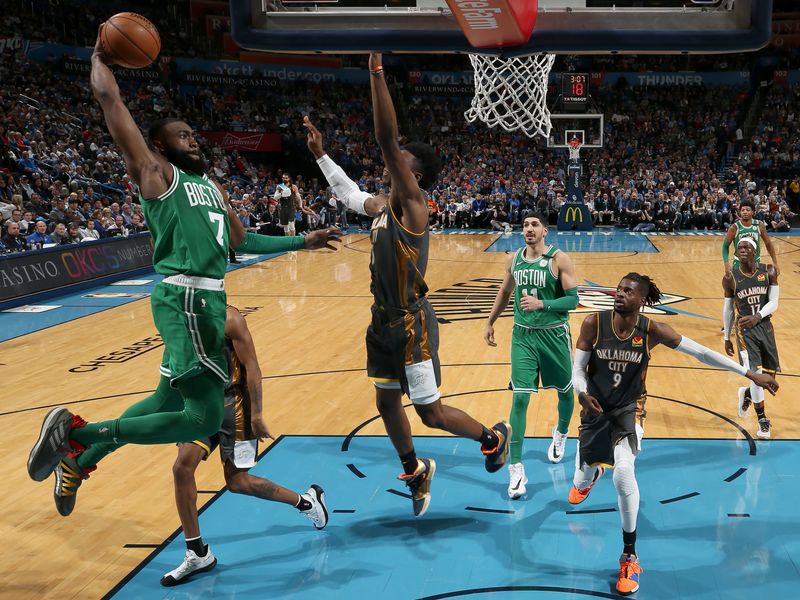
[567,137,583,162]
[466,53,555,139]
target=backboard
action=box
[232,0,772,56]
[546,114,604,149]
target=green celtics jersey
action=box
[141,163,230,279]
[512,245,567,328]
[733,219,761,263]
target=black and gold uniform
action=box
[366,202,441,403]
[579,311,650,467]
[192,333,257,468]
[732,263,780,373]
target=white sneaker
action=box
[301,484,329,529]
[160,547,217,587]
[507,462,528,499]
[756,418,771,439]
[547,427,568,463]
[737,387,752,418]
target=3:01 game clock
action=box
[562,73,589,112]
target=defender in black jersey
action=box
[570,273,777,596]
[160,306,328,587]
[304,54,510,518]
[723,237,780,438]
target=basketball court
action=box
[5,229,800,599]
[4,1,797,598]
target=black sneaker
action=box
[28,407,75,481]
[398,458,436,517]
[737,387,752,418]
[54,454,94,516]
[482,421,511,473]
[757,418,771,439]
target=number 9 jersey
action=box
[141,163,230,279]
[587,311,651,411]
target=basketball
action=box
[100,12,160,69]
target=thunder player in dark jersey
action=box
[569,273,777,596]
[160,306,328,587]
[723,237,780,438]
[303,53,510,517]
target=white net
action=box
[568,138,582,161]
[466,53,555,139]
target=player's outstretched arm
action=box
[90,26,166,200]
[225,307,273,441]
[368,53,428,232]
[304,116,385,217]
[484,254,516,347]
[651,321,779,394]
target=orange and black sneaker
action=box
[568,467,605,505]
[482,421,511,473]
[398,458,436,517]
[616,553,642,595]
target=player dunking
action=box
[723,237,780,438]
[161,305,328,587]
[28,26,340,510]
[303,53,510,517]
[569,273,777,595]
[722,198,779,278]
[484,213,579,499]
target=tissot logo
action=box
[69,307,261,372]
[428,279,694,324]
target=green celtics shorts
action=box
[152,278,229,387]
[510,322,573,393]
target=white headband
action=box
[738,237,757,251]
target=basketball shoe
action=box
[616,553,642,595]
[53,454,95,516]
[737,387,752,418]
[568,467,605,505]
[161,547,217,587]
[28,408,85,481]
[547,427,568,463]
[757,417,771,438]
[300,484,329,529]
[398,458,436,517]
[507,463,527,499]
[482,421,511,473]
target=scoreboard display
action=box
[561,73,589,113]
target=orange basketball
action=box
[100,12,161,69]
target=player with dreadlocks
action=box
[567,273,778,596]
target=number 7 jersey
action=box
[141,163,230,279]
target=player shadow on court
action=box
[347,514,487,543]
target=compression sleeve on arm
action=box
[316,154,371,215]
[572,348,591,396]
[234,232,304,254]
[675,336,747,376]
[542,287,579,313]
[722,240,730,264]
[723,297,734,341]
[756,285,779,320]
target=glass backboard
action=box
[233,0,772,55]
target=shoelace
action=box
[619,560,642,580]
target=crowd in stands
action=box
[1,7,798,255]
